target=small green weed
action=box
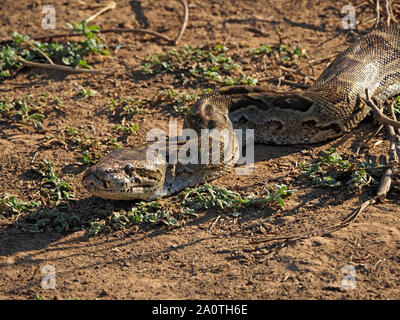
[76,86,98,99]
[158,88,212,113]
[0,20,109,80]
[112,122,138,135]
[33,160,74,205]
[0,195,41,215]
[47,126,100,150]
[250,27,307,65]
[300,148,383,189]
[393,95,400,120]
[89,201,179,235]
[0,95,44,131]
[263,184,298,208]
[141,44,257,85]
[106,97,143,115]
[27,206,82,233]
[78,150,102,166]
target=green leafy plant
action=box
[263,184,297,208]
[76,86,98,99]
[158,88,212,113]
[34,160,74,204]
[393,95,400,120]
[89,201,179,235]
[106,97,143,115]
[300,148,383,189]
[0,196,41,215]
[112,122,138,135]
[46,126,100,150]
[250,27,307,65]
[180,183,296,210]
[141,44,257,85]
[0,20,109,80]
[27,206,82,233]
[0,95,45,131]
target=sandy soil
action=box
[0,0,400,300]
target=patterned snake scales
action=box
[83,26,400,200]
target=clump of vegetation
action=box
[106,97,143,115]
[76,86,98,99]
[141,44,257,86]
[79,149,103,166]
[88,183,297,234]
[43,125,123,167]
[157,87,212,113]
[43,126,102,166]
[33,160,75,205]
[0,20,109,80]
[63,126,100,148]
[250,27,307,65]
[2,181,296,234]
[0,95,45,131]
[24,200,181,234]
[112,121,138,135]
[27,206,83,233]
[89,201,180,235]
[299,148,383,189]
[180,183,296,210]
[0,196,41,215]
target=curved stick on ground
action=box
[174,0,189,44]
[17,57,116,74]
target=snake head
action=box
[82,148,166,200]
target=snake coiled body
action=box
[83,25,400,200]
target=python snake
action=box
[83,25,400,200]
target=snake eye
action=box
[124,164,134,176]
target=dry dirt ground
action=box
[0,0,400,300]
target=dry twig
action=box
[363,89,400,129]
[375,0,381,29]
[86,1,117,23]
[21,39,55,65]
[174,0,189,45]
[17,57,115,74]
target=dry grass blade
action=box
[174,0,189,45]
[376,0,381,29]
[86,1,117,23]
